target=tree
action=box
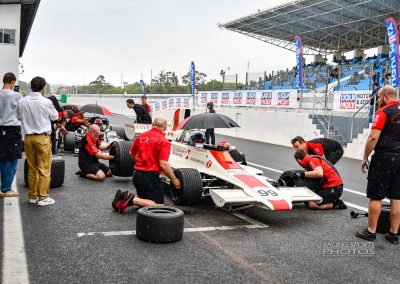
[182,71,207,85]
[89,75,110,87]
[151,70,179,87]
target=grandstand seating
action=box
[263,57,390,91]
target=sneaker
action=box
[37,197,55,206]
[29,198,38,204]
[119,193,135,214]
[112,190,126,211]
[0,191,20,197]
[333,199,347,210]
[355,228,376,241]
[385,232,399,244]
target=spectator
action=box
[294,150,346,210]
[126,99,152,124]
[0,72,22,197]
[17,76,58,206]
[78,124,114,181]
[112,117,181,214]
[205,101,216,145]
[385,73,392,86]
[369,82,381,123]
[291,136,344,165]
[356,86,400,244]
[141,95,152,117]
[47,95,64,155]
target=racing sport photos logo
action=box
[233,92,242,105]
[246,92,256,105]
[261,92,272,105]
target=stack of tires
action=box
[24,156,65,188]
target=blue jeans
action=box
[0,159,18,192]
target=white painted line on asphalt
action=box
[247,161,390,203]
[233,212,269,227]
[344,202,368,212]
[2,179,29,284]
[77,224,268,238]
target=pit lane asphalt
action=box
[1,113,399,284]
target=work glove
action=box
[295,171,305,179]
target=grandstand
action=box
[220,0,400,92]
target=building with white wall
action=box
[0,0,40,81]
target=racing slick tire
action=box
[109,140,134,177]
[376,205,399,234]
[170,168,203,206]
[24,156,65,188]
[136,206,184,243]
[110,125,129,141]
[64,131,76,152]
[278,170,322,192]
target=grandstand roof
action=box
[0,0,41,57]
[220,0,400,55]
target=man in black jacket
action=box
[126,99,152,124]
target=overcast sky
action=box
[19,0,324,86]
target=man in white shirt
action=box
[0,72,22,197]
[17,76,58,206]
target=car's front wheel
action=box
[170,168,203,206]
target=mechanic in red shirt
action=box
[356,86,400,244]
[112,117,181,214]
[294,150,346,210]
[141,95,152,117]
[291,136,344,165]
[78,124,114,181]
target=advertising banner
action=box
[332,91,372,112]
[386,17,400,88]
[197,90,298,108]
[295,35,303,89]
[148,96,192,115]
[139,80,146,95]
[190,61,196,97]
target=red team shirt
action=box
[142,102,151,114]
[301,155,342,188]
[84,134,101,155]
[130,128,170,174]
[305,141,325,156]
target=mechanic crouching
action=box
[78,124,114,181]
[294,150,347,210]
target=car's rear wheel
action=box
[110,125,129,141]
[170,168,203,206]
[109,140,134,177]
[279,170,322,192]
[64,131,76,151]
[136,206,184,243]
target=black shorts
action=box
[79,162,110,176]
[367,153,400,200]
[316,185,343,205]
[133,170,164,204]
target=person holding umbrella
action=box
[205,101,216,145]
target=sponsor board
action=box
[221,92,230,104]
[246,92,256,105]
[261,91,272,105]
[200,93,208,104]
[211,93,218,104]
[233,92,242,105]
[333,91,371,112]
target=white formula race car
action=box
[162,130,322,211]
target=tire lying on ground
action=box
[109,140,134,177]
[170,168,203,206]
[110,125,129,141]
[24,156,65,188]
[136,206,184,243]
[64,131,76,151]
[376,205,399,234]
[278,170,322,192]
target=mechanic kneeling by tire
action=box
[111,117,181,214]
[295,150,347,210]
[78,124,114,181]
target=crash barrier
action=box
[24,156,65,188]
[136,206,184,243]
[109,141,134,177]
[198,90,372,113]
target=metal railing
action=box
[350,95,376,142]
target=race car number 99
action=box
[257,189,278,197]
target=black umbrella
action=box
[181,113,240,130]
[79,104,112,116]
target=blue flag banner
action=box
[386,17,400,88]
[295,35,303,89]
[139,80,146,95]
[191,61,195,97]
